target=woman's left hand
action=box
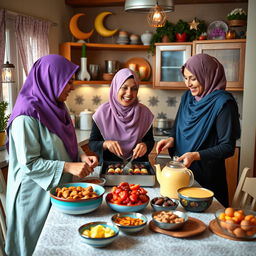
[177,152,200,168]
[81,154,98,168]
[133,143,147,159]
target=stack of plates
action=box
[116,31,129,44]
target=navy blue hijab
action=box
[175,54,240,155]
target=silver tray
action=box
[100,161,155,187]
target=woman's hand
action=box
[103,140,123,157]
[63,162,94,178]
[156,137,174,154]
[80,154,98,168]
[177,152,200,168]
[133,142,147,159]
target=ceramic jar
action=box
[77,57,90,81]
[79,109,93,130]
[141,31,153,45]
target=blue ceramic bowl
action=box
[106,195,149,212]
[152,210,188,230]
[111,212,148,234]
[177,187,214,212]
[78,221,119,247]
[50,182,105,215]
[150,197,179,212]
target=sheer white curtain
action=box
[15,15,52,76]
[0,9,5,83]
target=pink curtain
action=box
[0,9,5,80]
[15,15,52,76]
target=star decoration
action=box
[75,95,85,105]
[189,19,199,30]
[157,112,167,119]
[148,96,159,107]
[166,97,177,107]
[92,95,102,106]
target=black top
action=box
[88,120,155,163]
[169,101,240,207]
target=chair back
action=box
[232,167,256,210]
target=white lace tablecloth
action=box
[34,183,256,256]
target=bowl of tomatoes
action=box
[105,182,149,212]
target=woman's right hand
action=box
[103,140,123,157]
[63,162,94,178]
[156,137,175,154]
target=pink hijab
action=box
[182,53,226,101]
[93,68,154,159]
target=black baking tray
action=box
[100,161,156,187]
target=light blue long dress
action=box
[5,115,74,256]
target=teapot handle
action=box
[185,169,194,187]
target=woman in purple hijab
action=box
[5,54,98,256]
[156,54,240,207]
[89,68,154,164]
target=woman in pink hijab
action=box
[89,68,154,163]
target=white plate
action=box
[207,21,228,40]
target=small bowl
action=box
[111,212,147,234]
[78,221,119,247]
[150,197,179,211]
[103,73,115,81]
[50,182,105,215]
[152,210,188,230]
[106,194,149,212]
[177,187,214,212]
[80,177,106,186]
[215,208,256,240]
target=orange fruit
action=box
[240,219,252,231]
[244,215,254,221]
[225,207,235,217]
[234,211,244,222]
[233,227,246,238]
[218,212,226,221]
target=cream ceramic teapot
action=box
[155,158,194,199]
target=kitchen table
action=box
[33,172,255,256]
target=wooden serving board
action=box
[149,217,207,238]
[209,219,256,241]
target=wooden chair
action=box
[232,167,256,210]
[0,168,6,255]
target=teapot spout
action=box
[154,164,162,184]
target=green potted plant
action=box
[188,19,207,41]
[227,8,247,27]
[149,21,175,55]
[174,19,190,42]
[0,101,10,147]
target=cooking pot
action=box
[154,118,173,130]
[79,109,93,130]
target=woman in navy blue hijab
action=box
[156,54,240,207]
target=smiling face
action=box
[117,77,138,107]
[57,77,74,102]
[183,68,204,97]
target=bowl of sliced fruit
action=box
[106,182,149,212]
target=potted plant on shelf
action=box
[188,19,207,41]
[149,21,175,55]
[174,19,190,42]
[0,101,10,147]
[227,8,247,27]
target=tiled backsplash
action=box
[66,86,243,124]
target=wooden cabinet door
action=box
[153,43,192,90]
[193,39,246,91]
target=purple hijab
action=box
[7,54,79,161]
[182,53,226,101]
[93,68,154,159]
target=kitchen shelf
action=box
[73,80,152,85]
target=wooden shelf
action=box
[73,80,152,85]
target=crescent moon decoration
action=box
[69,13,94,41]
[94,11,118,37]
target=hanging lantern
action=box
[1,61,15,83]
[147,4,167,27]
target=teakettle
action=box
[155,159,194,199]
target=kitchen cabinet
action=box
[59,42,152,85]
[193,39,246,91]
[153,43,192,90]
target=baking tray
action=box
[100,161,155,187]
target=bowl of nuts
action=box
[151,196,179,211]
[50,182,105,215]
[152,210,188,230]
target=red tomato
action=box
[129,193,138,203]
[119,190,129,202]
[139,194,148,202]
[129,184,140,190]
[114,188,122,195]
[138,187,147,195]
[106,193,113,201]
